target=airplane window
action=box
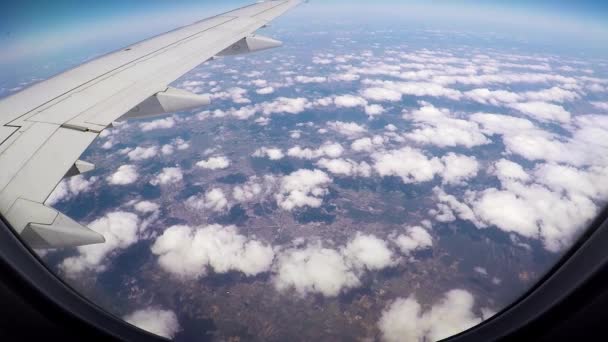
[1,1,607,341]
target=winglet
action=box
[5,199,105,249]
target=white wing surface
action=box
[0,0,301,248]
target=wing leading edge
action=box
[0,0,301,249]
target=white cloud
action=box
[327,121,367,137]
[403,103,490,148]
[509,101,571,123]
[151,167,183,186]
[134,201,160,213]
[287,141,344,160]
[333,94,368,108]
[252,147,285,160]
[151,224,274,278]
[294,75,327,84]
[232,175,277,203]
[361,87,402,102]
[393,226,433,254]
[61,212,141,274]
[124,308,180,339]
[591,101,608,111]
[186,188,228,212]
[351,136,384,152]
[316,158,372,177]
[273,243,360,297]
[260,97,310,115]
[127,146,158,161]
[256,86,275,95]
[107,165,138,185]
[342,233,396,271]
[378,289,482,342]
[196,156,230,170]
[365,104,385,117]
[275,169,332,211]
[46,175,97,205]
[372,147,443,184]
[139,117,176,132]
[440,153,479,185]
[362,79,462,100]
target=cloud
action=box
[294,75,327,84]
[139,117,176,132]
[134,200,160,213]
[124,308,180,339]
[46,175,97,205]
[316,158,372,177]
[256,86,275,95]
[440,153,479,185]
[107,165,138,185]
[260,97,310,115]
[275,169,332,211]
[196,156,230,170]
[61,212,141,274]
[342,233,396,271]
[393,226,433,254]
[327,121,367,137]
[509,101,571,123]
[273,243,360,297]
[362,79,462,100]
[361,87,402,102]
[210,87,250,104]
[186,188,228,212]
[252,147,285,160]
[378,289,482,342]
[232,175,277,203]
[287,141,344,160]
[333,94,368,108]
[403,103,490,148]
[151,167,183,186]
[434,159,603,252]
[365,104,385,117]
[151,224,274,278]
[127,146,158,161]
[591,101,608,111]
[372,147,443,184]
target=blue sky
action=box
[1,0,607,66]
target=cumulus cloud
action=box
[351,136,385,152]
[127,146,158,161]
[134,200,160,213]
[294,75,327,84]
[361,87,402,102]
[372,147,443,184]
[287,141,344,160]
[378,289,482,342]
[186,188,228,212]
[273,243,359,297]
[46,175,97,205]
[333,94,368,108]
[509,101,571,123]
[107,165,138,185]
[342,233,396,271]
[362,79,462,100]
[260,97,310,115]
[252,147,285,160]
[440,153,479,185]
[393,226,433,254]
[151,167,183,186]
[197,156,230,170]
[256,86,275,95]
[151,224,274,278]
[316,158,372,177]
[61,212,141,274]
[433,158,605,252]
[124,308,180,339]
[275,169,332,211]
[403,103,490,148]
[232,175,277,203]
[327,121,367,137]
[139,117,176,132]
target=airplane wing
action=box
[0,0,301,249]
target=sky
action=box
[0,0,607,68]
